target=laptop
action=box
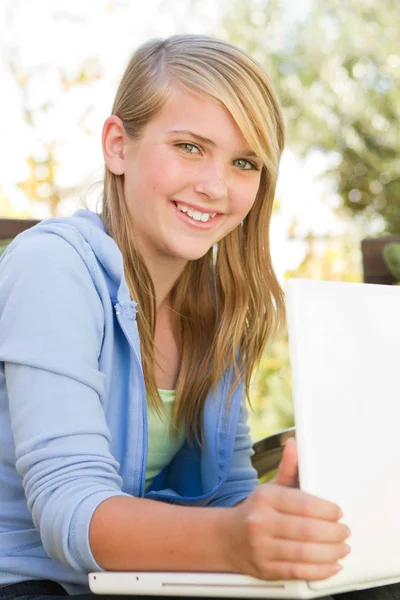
[89,278,400,598]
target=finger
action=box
[259,561,342,582]
[267,486,343,521]
[274,439,298,488]
[268,538,350,564]
[272,512,351,543]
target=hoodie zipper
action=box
[115,303,147,497]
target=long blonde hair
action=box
[102,35,285,442]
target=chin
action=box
[170,244,213,262]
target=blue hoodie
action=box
[0,210,258,594]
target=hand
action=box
[226,441,350,581]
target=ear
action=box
[102,115,127,176]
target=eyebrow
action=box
[167,129,259,159]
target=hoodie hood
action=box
[11,209,132,307]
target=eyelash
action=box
[175,142,259,171]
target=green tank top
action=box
[145,389,186,490]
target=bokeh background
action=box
[1,0,399,440]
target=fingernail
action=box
[344,544,351,555]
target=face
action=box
[106,88,262,268]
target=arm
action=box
[89,389,256,570]
[89,446,350,580]
[1,234,129,571]
[89,496,234,572]
[88,395,349,578]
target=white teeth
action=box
[176,202,217,223]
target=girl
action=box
[0,35,350,598]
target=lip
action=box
[171,199,223,216]
[170,200,223,230]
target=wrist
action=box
[214,506,239,573]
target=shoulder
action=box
[0,227,98,294]
[2,225,88,269]
[0,228,106,365]
[0,228,105,329]
[0,227,73,272]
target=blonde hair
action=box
[101,34,285,442]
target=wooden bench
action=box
[0,218,40,241]
[361,236,400,285]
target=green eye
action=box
[177,143,201,154]
[233,158,257,170]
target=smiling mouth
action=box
[173,201,219,223]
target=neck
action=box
[144,255,187,311]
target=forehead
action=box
[146,88,251,151]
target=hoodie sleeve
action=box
[206,401,259,507]
[0,233,129,572]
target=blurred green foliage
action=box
[248,333,294,440]
[219,0,400,234]
[383,243,400,281]
[0,239,13,258]
[17,151,59,216]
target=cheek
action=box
[144,155,189,198]
[234,180,260,217]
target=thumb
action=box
[272,437,299,488]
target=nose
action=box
[193,162,228,201]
